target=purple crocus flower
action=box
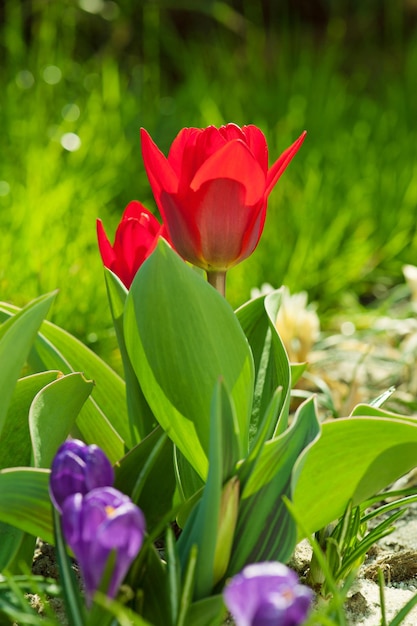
[223,562,313,626]
[61,486,146,605]
[49,439,114,512]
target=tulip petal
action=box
[122,200,152,221]
[242,125,268,174]
[97,202,165,289]
[219,123,246,142]
[265,131,306,197]
[190,140,266,206]
[170,127,229,187]
[190,179,264,270]
[167,127,203,176]
[140,128,179,213]
[97,219,116,267]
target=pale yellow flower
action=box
[275,287,320,363]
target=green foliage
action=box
[1,0,416,354]
[292,410,417,536]
[0,571,61,625]
[124,240,254,480]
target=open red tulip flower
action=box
[140,124,306,289]
[97,201,168,289]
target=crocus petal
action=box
[190,140,266,206]
[265,131,306,197]
[223,562,313,626]
[50,440,114,512]
[61,487,146,605]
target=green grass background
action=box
[1,0,416,357]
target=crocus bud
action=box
[61,486,146,605]
[97,200,168,289]
[49,439,114,512]
[141,125,305,273]
[224,561,313,626]
[213,476,240,585]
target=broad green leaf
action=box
[228,397,320,575]
[0,302,126,462]
[130,543,172,626]
[174,449,205,504]
[0,293,55,438]
[350,403,417,422]
[0,371,60,471]
[104,268,156,442]
[290,362,308,386]
[0,468,53,543]
[264,291,292,435]
[185,595,226,626]
[177,381,225,599]
[236,289,291,442]
[114,427,176,533]
[29,372,94,468]
[0,370,59,571]
[0,525,25,572]
[292,414,417,536]
[33,323,126,460]
[125,240,254,480]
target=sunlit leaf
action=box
[293,413,417,536]
[114,427,176,533]
[236,289,291,442]
[0,302,126,462]
[0,468,53,542]
[125,240,254,480]
[0,371,60,471]
[104,268,156,442]
[228,397,320,575]
[29,372,94,468]
[0,293,56,439]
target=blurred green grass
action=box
[1,0,416,359]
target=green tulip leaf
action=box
[0,292,56,439]
[124,240,254,479]
[177,380,226,599]
[228,397,320,575]
[0,525,26,572]
[185,595,226,626]
[292,413,417,536]
[0,468,53,543]
[114,426,176,533]
[0,371,61,471]
[104,268,156,442]
[29,372,94,468]
[0,370,60,571]
[236,289,291,442]
[0,302,126,462]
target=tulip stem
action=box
[207,271,226,297]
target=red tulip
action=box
[97,201,167,289]
[140,124,306,273]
